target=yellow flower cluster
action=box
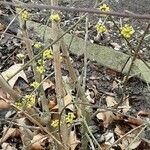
[25,94,36,107]
[43,49,53,59]
[96,23,107,33]
[36,65,45,74]
[34,42,42,49]
[50,14,61,22]
[51,119,61,128]
[15,102,23,109]
[99,4,110,12]
[66,112,75,124]
[21,10,29,21]
[37,59,45,66]
[15,94,36,109]
[120,24,135,38]
[51,112,75,128]
[31,81,40,89]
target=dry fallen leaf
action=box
[0,23,5,31]
[42,79,54,91]
[69,131,80,150]
[0,100,10,109]
[0,127,20,143]
[121,132,142,149]
[85,89,95,103]
[104,131,115,145]
[52,94,74,111]
[2,142,17,150]
[106,96,117,107]
[96,110,116,128]
[31,133,48,150]
[2,64,28,87]
[114,125,126,136]
[118,97,131,113]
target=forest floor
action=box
[0,0,150,149]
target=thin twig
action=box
[125,125,147,150]
[108,123,147,150]
[1,1,150,19]
[82,14,89,91]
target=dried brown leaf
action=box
[106,96,117,107]
[96,110,116,128]
[2,64,28,87]
[121,132,142,149]
[104,131,115,145]
[42,79,54,91]
[31,133,48,150]
[1,142,17,150]
[114,126,125,136]
[69,131,80,150]
[52,94,74,111]
[0,23,5,31]
[0,127,20,143]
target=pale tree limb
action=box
[1,1,150,19]
[51,0,69,148]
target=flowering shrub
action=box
[15,94,36,109]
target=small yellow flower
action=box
[96,23,107,33]
[36,65,45,74]
[99,4,110,12]
[15,94,36,109]
[37,59,45,65]
[34,42,42,49]
[15,102,23,109]
[120,24,135,38]
[51,119,61,128]
[50,14,61,22]
[31,81,40,89]
[21,10,29,21]
[43,49,53,59]
[66,112,75,124]
[25,94,36,108]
